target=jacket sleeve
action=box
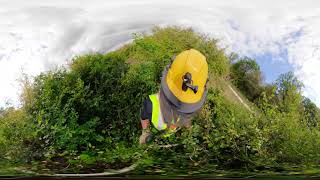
[140,97,152,120]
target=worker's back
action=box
[139,49,209,144]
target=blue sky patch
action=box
[253,52,294,84]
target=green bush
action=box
[255,73,320,165]
[188,88,263,168]
[0,108,32,162]
[23,52,159,159]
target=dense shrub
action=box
[22,52,160,159]
[0,108,32,161]
[255,72,320,165]
[182,88,263,168]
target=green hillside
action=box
[0,26,320,176]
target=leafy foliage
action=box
[275,71,304,113]
[0,27,320,174]
[0,108,32,162]
[302,97,320,128]
[230,57,263,101]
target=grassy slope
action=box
[209,76,254,113]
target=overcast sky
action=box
[0,0,319,107]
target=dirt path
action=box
[227,84,253,113]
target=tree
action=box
[302,97,320,128]
[275,71,303,113]
[230,57,263,101]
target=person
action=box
[139,49,209,144]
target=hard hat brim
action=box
[160,66,208,114]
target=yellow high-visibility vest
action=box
[149,94,167,131]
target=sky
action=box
[0,0,319,107]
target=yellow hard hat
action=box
[161,49,209,114]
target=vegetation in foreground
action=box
[0,27,320,176]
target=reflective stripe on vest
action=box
[149,94,167,130]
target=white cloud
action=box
[0,0,319,107]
